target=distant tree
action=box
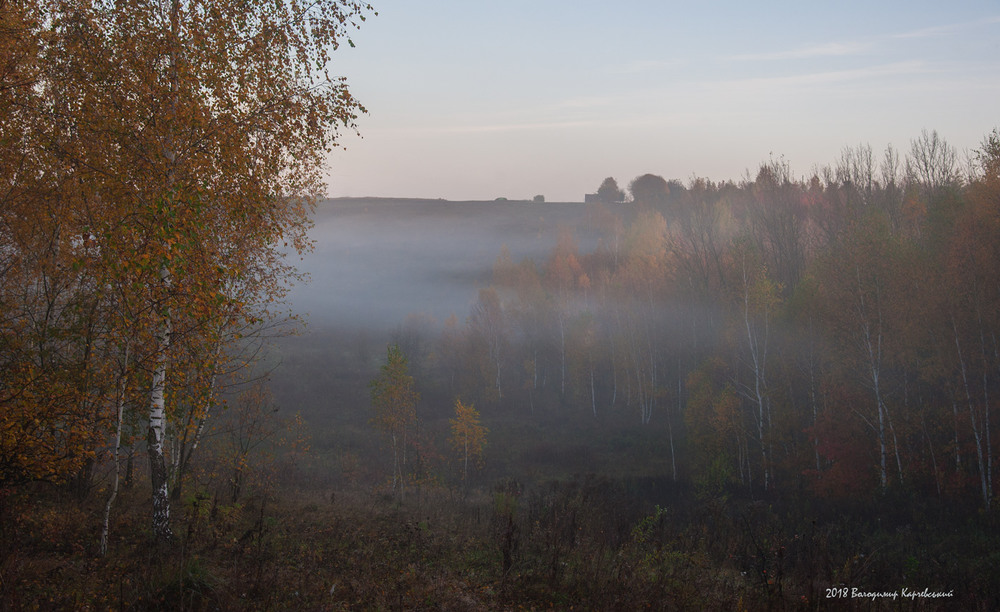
[939,139,1000,508]
[449,398,488,484]
[469,288,508,403]
[567,312,601,417]
[684,358,741,492]
[666,179,687,199]
[221,384,281,504]
[815,219,907,494]
[533,194,545,203]
[370,344,419,501]
[732,239,781,490]
[745,159,807,294]
[436,314,470,399]
[672,178,729,298]
[907,129,959,192]
[390,313,436,382]
[972,127,1000,184]
[597,177,626,204]
[629,174,670,209]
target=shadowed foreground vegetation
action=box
[3,440,998,610]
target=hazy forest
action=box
[3,0,1000,610]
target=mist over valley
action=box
[288,197,605,331]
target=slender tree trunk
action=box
[100,344,129,556]
[124,443,135,490]
[977,324,993,506]
[921,412,942,496]
[743,262,771,490]
[884,402,904,486]
[673,361,683,481]
[857,265,887,493]
[171,339,222,501]
[609,332,618,412]
[804,317,822,473]
[590,367,596,417]
[648,342,656,425]
[101,396,125,555]
[401,429,407,502]
[873,376,888,493]
[810,360,821,472]
[463,438,469,483]
[952,398,962,474]
[230,460,245,503]
[953,316,990,507]
[146,0,181,543]
[559,314,566,399]
[666,401,677,482]
[495,357,502,401]
[148,279,173,541]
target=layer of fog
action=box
[287,198,605,334]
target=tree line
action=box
[411,130,1000,507]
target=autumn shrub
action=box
[144,555,224,611]
[478,478,519,593]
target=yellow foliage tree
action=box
[449,399,487,483]
[0,0,373,542]
[370,344,418,501]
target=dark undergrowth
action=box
[1,475,998,611]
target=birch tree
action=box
[469,288,508,403]
[449,398,487,485]
[817,220,907,493]
[24,0,372,540]
[733,241,780,491]
[941,131,1000,507]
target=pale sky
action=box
[324,1,1000,202]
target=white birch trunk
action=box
[100,343,129,556]
[953,316,989,507]
[856,264,888,492]
[742,260,772,490]
[148,275,173,540]
[147,0,179,542]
